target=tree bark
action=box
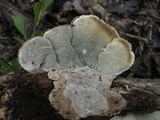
[112,77,160,113]
[0,72,160,120]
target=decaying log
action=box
[112,77,160,113]
[0,72,160,120]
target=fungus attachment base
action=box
[48,67,127,120]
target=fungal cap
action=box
[95,37,135,75]
[18,36,58,73]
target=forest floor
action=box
[0,0,160,120]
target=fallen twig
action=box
[120,32,148,43]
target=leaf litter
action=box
[0,0,160,78]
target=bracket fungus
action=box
[48,67,127,120]
[18,15,135,119]
[18,36,58,73]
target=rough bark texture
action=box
[0,72,160,120]
[112,77,160,113]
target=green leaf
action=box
[31,30,45,37]
[11,58,20,71]
[41,0,54,11]
[34,1,43,26]
[0,58,12,73]
[11,16,27,40]
[34,0,54,26]
[13,37,25,45]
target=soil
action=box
[2,72,62,120]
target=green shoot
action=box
[11,16,27,40]
[34,0,54,26]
